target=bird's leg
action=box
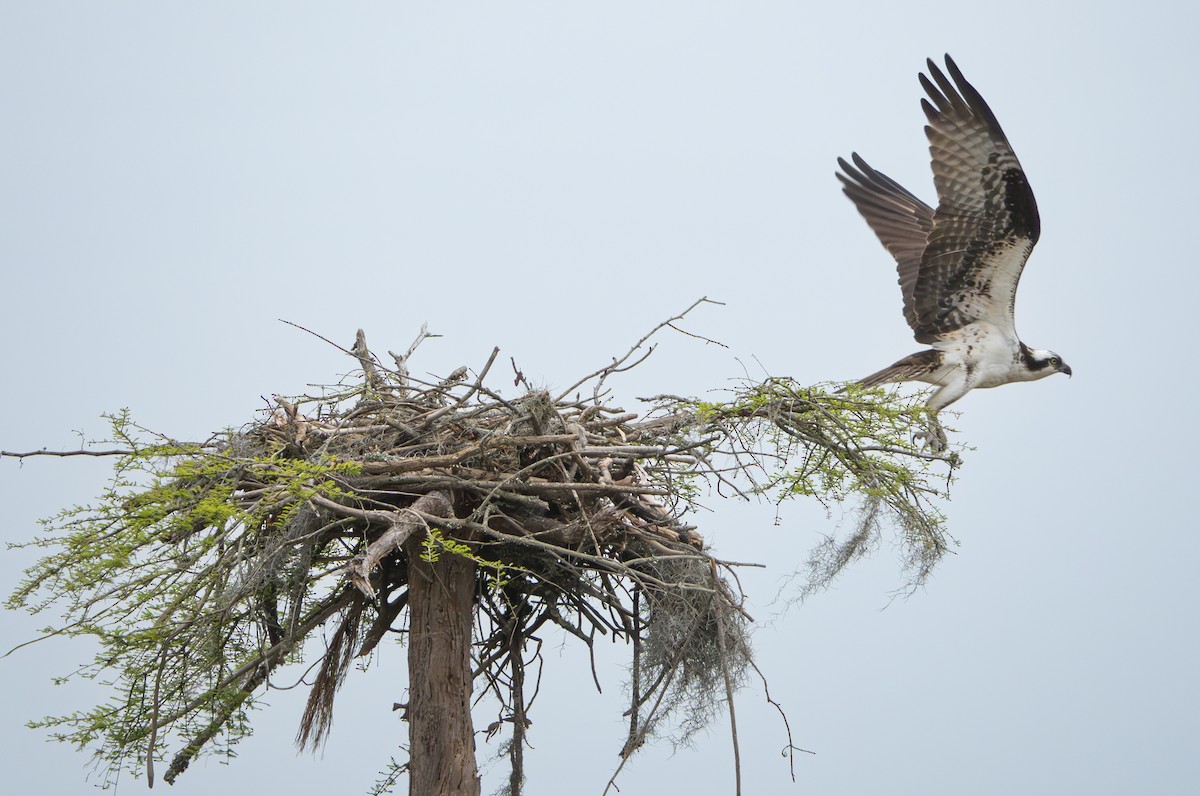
[912,414,948,453]
[915,373,970,453]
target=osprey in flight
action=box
[837,55,1070,451]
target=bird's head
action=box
[1024,348,1072,380]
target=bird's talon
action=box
[912,424,948,453]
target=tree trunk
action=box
[404,524,480,796]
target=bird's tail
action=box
[856,363,912,388]
[849,349,943,389]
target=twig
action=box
[712,560,742,796]
[748,658,812,782]
[2,448,132,458]
[389,322,439,391]
[279,318,359,358]
[554,297,722,402]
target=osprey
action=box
[837,55,1071,451]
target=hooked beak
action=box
[1060,363,1073,378]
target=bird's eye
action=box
[1050,357,1059,366]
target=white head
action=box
[1021,346,1072,380]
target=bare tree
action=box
[3,300,956,795]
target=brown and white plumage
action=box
[837,55,1070,449]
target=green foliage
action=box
[421,529,522,590]
[651,377,957,592]
[6,410,363,786]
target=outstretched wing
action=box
[912,55,1040,343]
[836,153,934,334]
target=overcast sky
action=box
[3,2,1198,794]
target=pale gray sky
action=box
[3,2,1197,794]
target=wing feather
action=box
[835,153,934,332]
[912,55,1040,343]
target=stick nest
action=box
[7,307,956,791]
[259,331,755,762]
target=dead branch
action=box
[341,491,454,601]
[2,448,132,458]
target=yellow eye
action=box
[1050,357,1059,366]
